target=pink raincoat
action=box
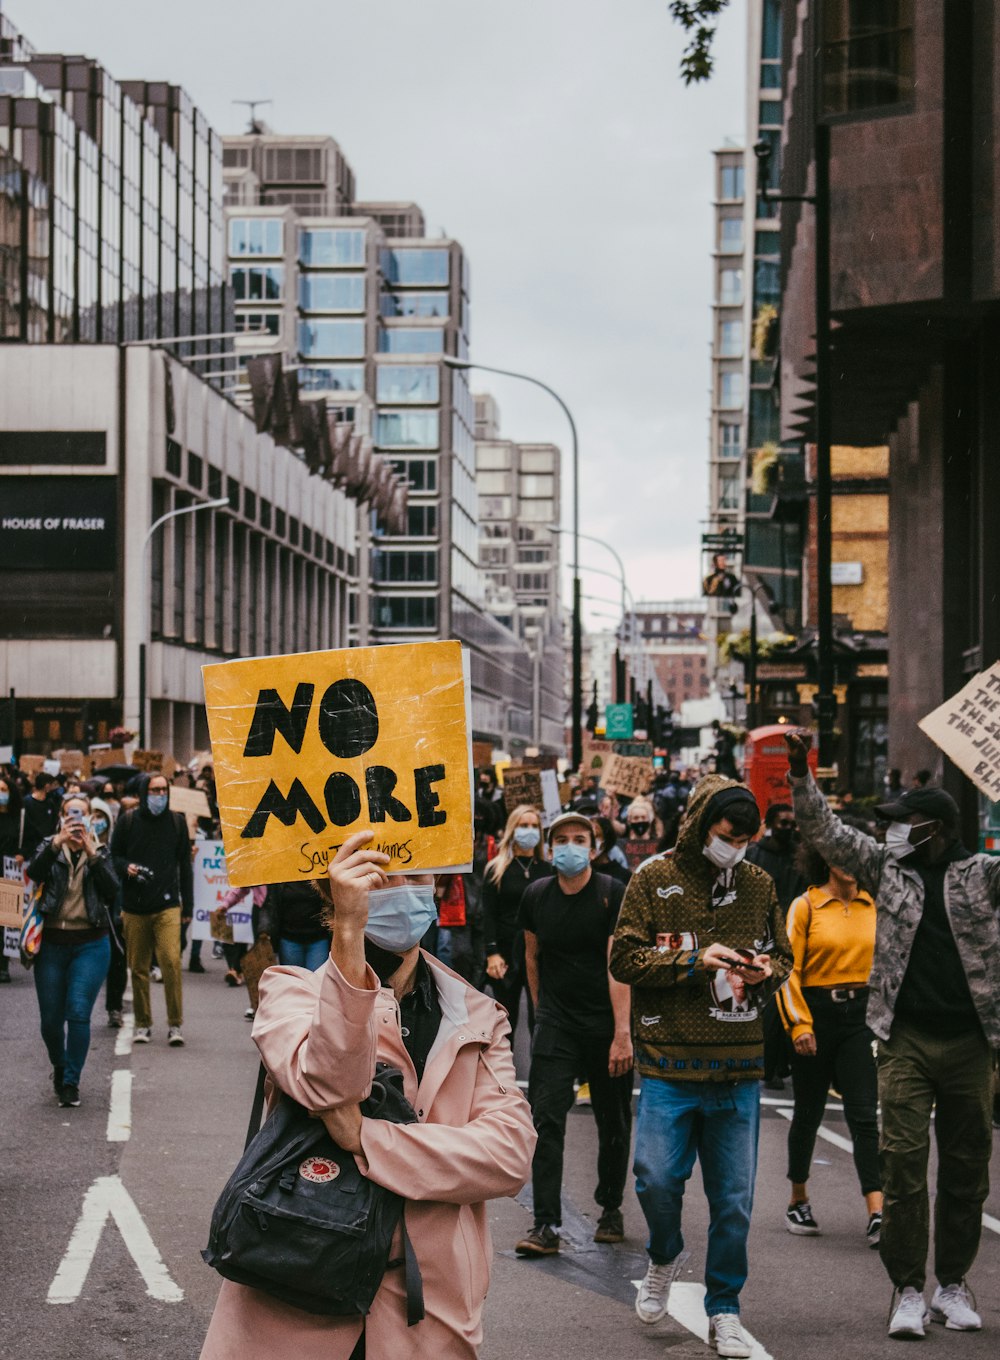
[200,952,535,1359]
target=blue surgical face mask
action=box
[0,791,9,808]
[92,816,109,838]
[147,792,169,816]
[365,883,438,953]
[552,843,592,878]
[513,826,540,851]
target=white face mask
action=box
[885,820,935,860]
[703,835,747,870]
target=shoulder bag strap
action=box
[400,1210,425,1326]
[244,1062,268,1151]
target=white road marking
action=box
[47,1175,183,1304]
[114,1013,134,1056]
[777,1106,854,1154]
[627,1279,773,1358]
[982,1213,1000,1236]
[106,1070,133,1143]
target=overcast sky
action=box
[17,0,745,627]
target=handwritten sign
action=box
[203,640,473,887]
[539,769,562,829]
[190,840,253,944]
[581,739,614,774]
[601,753,654,799]
[131,749,165,772]
[17,754,45,777]
[0,880,24,930]
[502,766,543,815]
[919,662,1000,799]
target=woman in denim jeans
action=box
[27,793,120,1108]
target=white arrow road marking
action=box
[107,1070,133,1143]
[629,1279,773,1358]
[114,1013,134,1057]
[47,1175,183,1304]
[777,1110,1000,1236]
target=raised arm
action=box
[785,733,887,895]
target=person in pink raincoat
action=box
[201,830,536,1360]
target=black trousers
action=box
[105,919,127,1013]
[487,933,534,1038]
[787,987,880,1195]
[528,1023,633,1227]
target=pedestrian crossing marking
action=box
[106,1069,132,1142]
[47,1175,182,1304]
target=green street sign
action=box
[605,703,634,740]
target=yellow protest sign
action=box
[203,640,472,887]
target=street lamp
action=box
[442,356,583,768]
[138,497,229,748]
[547,524,637,705]
[752,0,834,767]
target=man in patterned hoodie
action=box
[611,774,792,1360]
[785,731,999,1341]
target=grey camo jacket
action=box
[790,773,1000,1043]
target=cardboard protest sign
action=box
[601,753,654,799]
[203,640,473,887]
[89,748,122,771]
[2,928,17,961]
[55,749,87,775]
[131,749,165,772]
[0,880,24,930]
[17,754,45,777]
[623,836,660,872]
[190,840,254,944]
[503,765,543,815]
[918,662,1000,799]
[539,769,562,829]
[169,786,211,818]
[581,739,613,774]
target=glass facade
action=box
[376,364,439,404]
[300,274,365,311]
[381,248,449,285]
[300,228,365,266]
[299,319,365,357]
[378,327,445,354]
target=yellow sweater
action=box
[776,884,876,1040]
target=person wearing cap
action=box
[785,732,999,1341]
[610,775,791,1360]
[513,810,633,1258]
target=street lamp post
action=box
[442,356,583,767]
[138,498,229,749]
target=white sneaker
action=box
[634,1251,689,1324]
[709,1313,751,1358]
[167,1026,185,1046]
[930,1281,981,1330]
[133,1027,152,1043]
[150,965,163,982]
[888,1286,930,1340]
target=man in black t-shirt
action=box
[514,812,633,1257]
[21,773,61,859]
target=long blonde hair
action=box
[485,803,545,885]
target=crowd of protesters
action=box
[5,735,1000,1356]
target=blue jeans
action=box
[633,1076,760,1316]
[278,936,329,971]
[34,934,112,1086]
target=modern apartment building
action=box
[633,602,710,712]
[221,128,558,755]
[0,10,371,758]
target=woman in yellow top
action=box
[776,825,883,1247]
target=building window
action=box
[377,328,444,355]
[373,595,439,629]
[235,312,282,335]
[480,495,512,519]
[477,471,512,496]
[298,365,365,392]
[389,456,438,492]
[519,473,554,497]
[753,260,780,304]
[231,265,284,300]
[374,410,440,449]
[299,320,365,358]
[476,445,513,471]
[372,549,438,583]
[718,471,742,510]
[299,274,365,311]
[758,98,782,128]
[406,504,438,537]
[720,163,744,200]
[719,422,743,459]
[382,249,449,285]
[719,268,743,305]
[718,320,743,357]
[299,228,366,267]
[229,218,283,256]
[823,1,914,114]
[376,364,440,404]
[719,217,743,253]
[381,292,450,319]
[719,372,744,410]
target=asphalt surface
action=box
[2,954,1000,1359]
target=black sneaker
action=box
[594,1208,625,1243]
[866,1211,882,1249]
[785,1201,820,1235]
[515,1224,560,1256]
[107,1010,124,1028]
[59,1084,81,1108]
[188,959,206,974]
[52,1066,64,1097]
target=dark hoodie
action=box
[110,774,194,915]
[610,773,792,1082]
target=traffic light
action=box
[585,681,599,734]
[654,705,674,746]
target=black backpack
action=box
[202,1062,424,1323]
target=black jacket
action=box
[745,837,807,914]
[21,793,61,860]
[27,837,120,926]
[258,881,327,943]
[110,775,194,914]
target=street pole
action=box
[813,110,835,767]
[138,497,228,749]
[443,357,582,768]
[747,604,759,729]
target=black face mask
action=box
[630,822,650,837]
[771,827,797,850]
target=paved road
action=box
[2,955,999,1359]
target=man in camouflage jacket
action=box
[786,733,998,1338]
